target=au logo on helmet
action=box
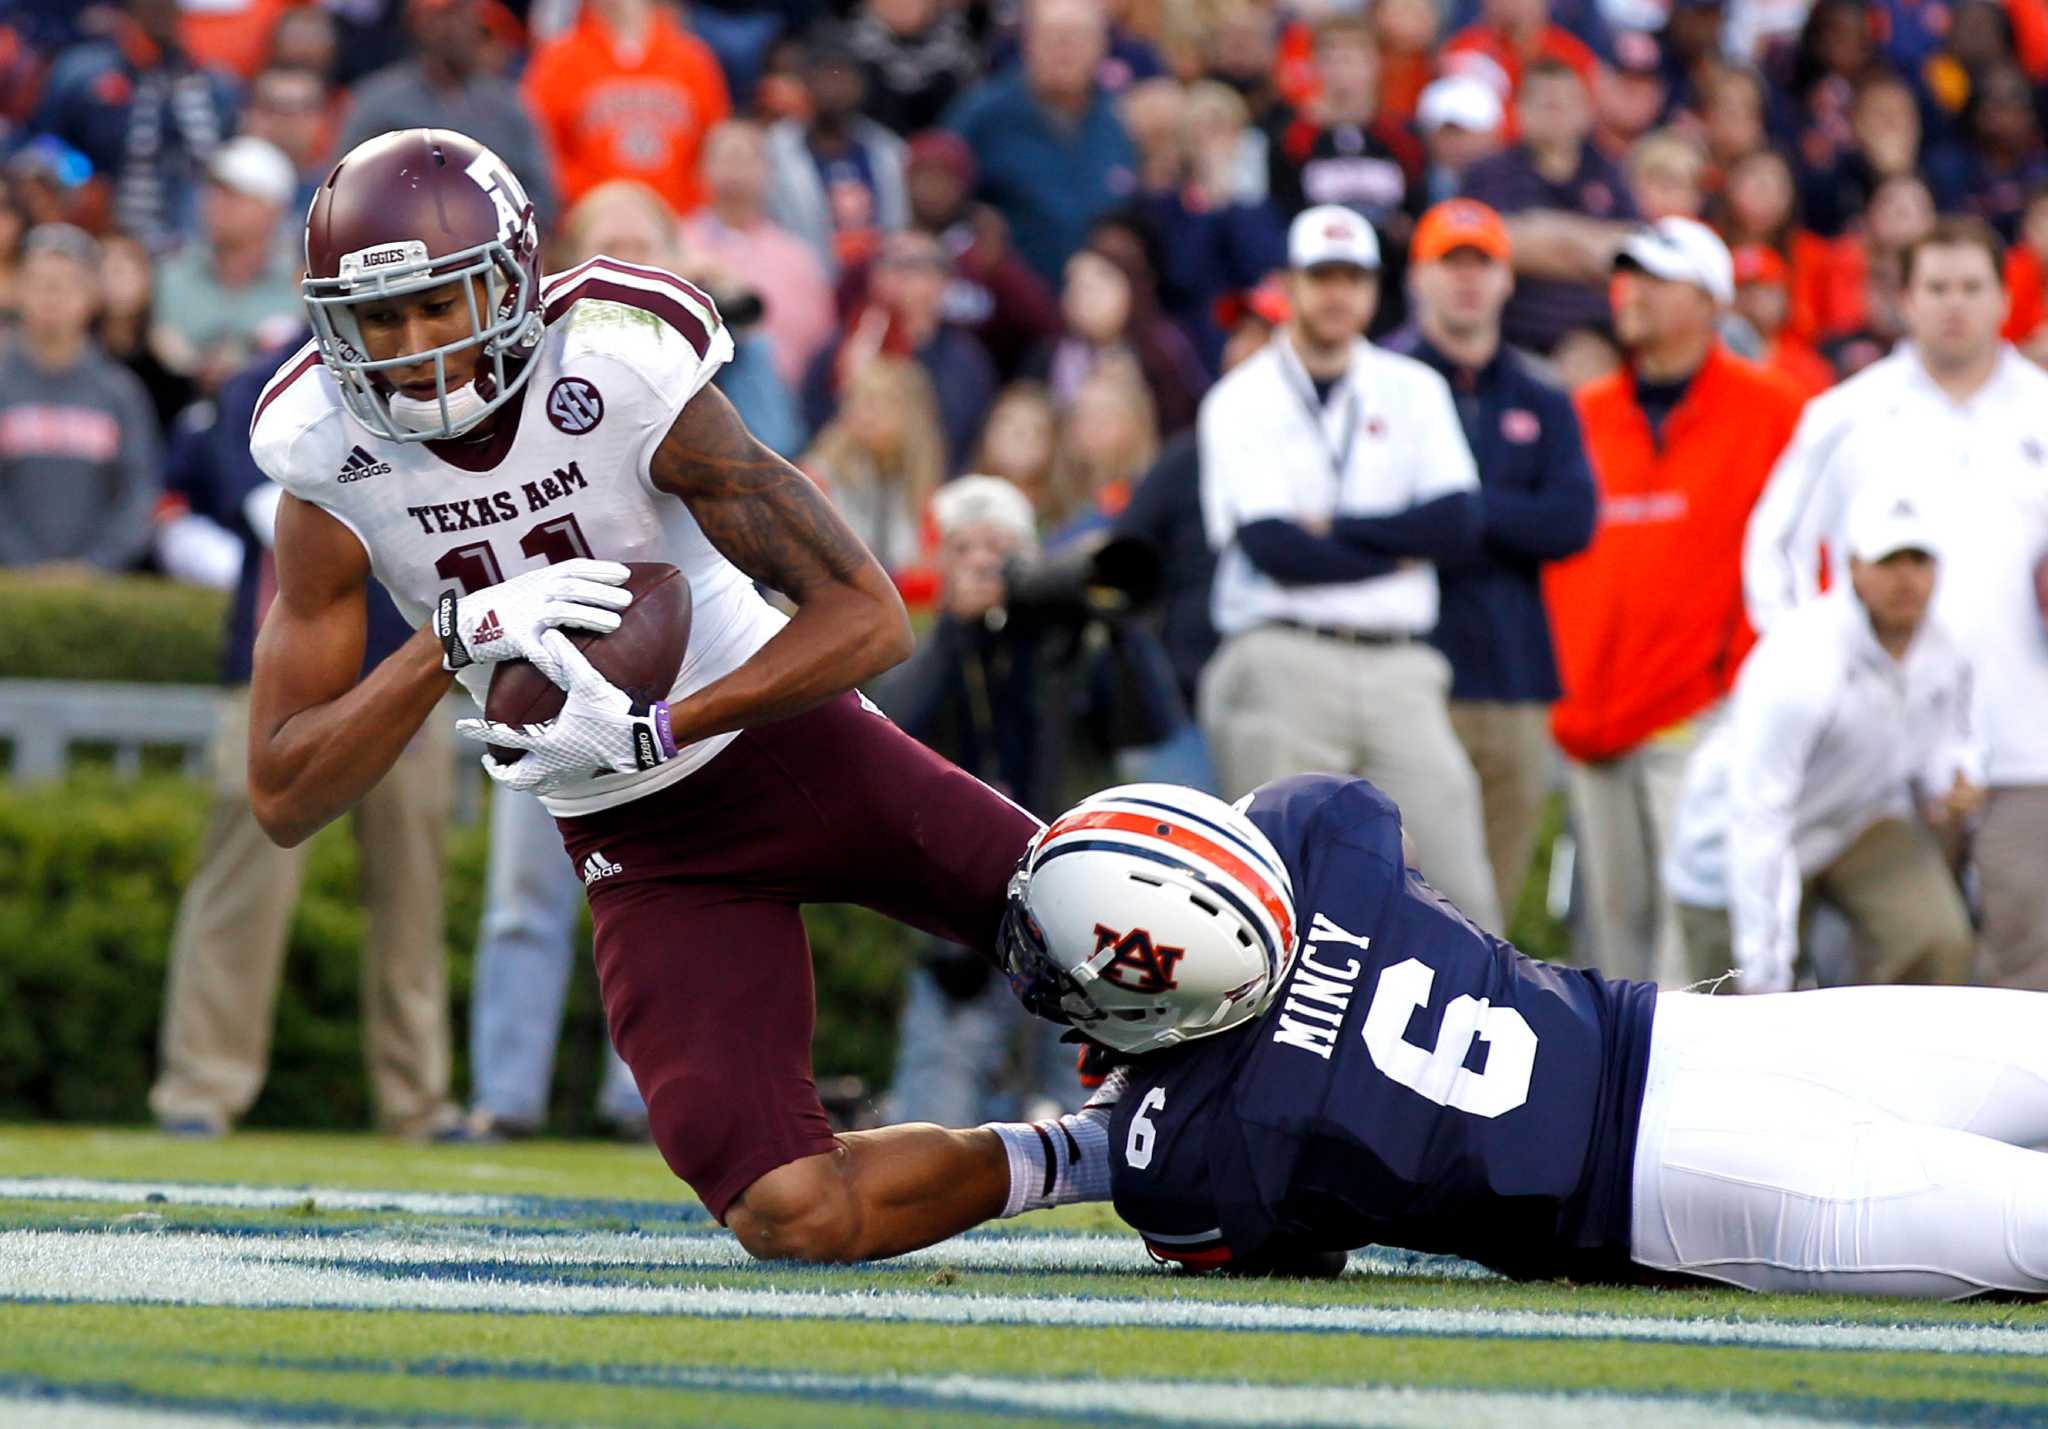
[1094,923,1186,994]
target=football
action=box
[482,561,691,764]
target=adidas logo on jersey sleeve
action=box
[336,445,393,482]
[582,851,622,885]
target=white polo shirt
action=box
[1200,334,1479,638]
[1743,344,2048,786]
[1665,584,1982,991]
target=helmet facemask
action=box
[999,879,1111,1030]
[304,233,542,443]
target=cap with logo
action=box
[1614,216,1734,304]
[1846,482,1939,562]
[1289,204,1381,272]
[1413,199,1511,264]
[1416,74,1505,135]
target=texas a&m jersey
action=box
[249,255,787,815]
[1109,774,1658,1281]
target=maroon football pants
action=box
[554,692,1040,1219]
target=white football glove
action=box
[455,630,679,795]
[433,558,633,683]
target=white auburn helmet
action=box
[998,784,1298,1055]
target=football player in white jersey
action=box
[245,128,1097,1260]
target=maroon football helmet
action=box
[302,128,544,442]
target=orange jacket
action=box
[522,8,731,215]
[1762,334,1836,399]
[1545,346,1807,762]
[2004,244,2045,344]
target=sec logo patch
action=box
[547,377,604,434]
[1501,408,1541,443]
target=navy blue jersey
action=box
[1109,774,1658,1281]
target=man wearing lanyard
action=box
[1197,203,1501,931]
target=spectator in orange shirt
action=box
[1444,0,1600,135]
[523,0,731,217]
[1545,218,1805,984]
[1716,148,1853,346]
[179,0,292,80]
[1374,0,1441,124]
[1732,245,1837,396]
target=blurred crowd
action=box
[5,0,2048,1135]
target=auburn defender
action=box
[246,128,1088,1259]
[1004,778,2048,1299]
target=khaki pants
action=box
[149,689,457,1136]
[1976,786,2048,991]
[1677,817,1973,989]
[1199,627,1501,931]
[1567,724,1706,985]
[1448,700,1552,924]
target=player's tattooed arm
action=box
[648,382,913,740]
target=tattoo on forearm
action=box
[651,386,872,600]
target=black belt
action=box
[1273,620,1412,647]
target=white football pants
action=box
[1630,987,2048,1299]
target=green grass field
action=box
[3,1126,2046,1426]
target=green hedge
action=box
[0,574,227,684]
[0,774,913,1131]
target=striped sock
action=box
[989,1072,1123,1218]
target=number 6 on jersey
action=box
[1125,1086,1166,1169]
[1363,958,1537,1117]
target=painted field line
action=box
[1,1399,267,1429]
[0,1369,1859,1429]
[5,1229,2047,1358]
[0,1180,1491,1279]
[0,1177,679,1222]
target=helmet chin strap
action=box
[387,378,492,436]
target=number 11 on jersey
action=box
[434,512,595,594]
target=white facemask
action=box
[387,379,492,437]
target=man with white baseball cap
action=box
[151,134,304,387]
[1197,204,1502,930]
[1666,479,1981,993]
[1545,212,1808,985]
[1614,215,1733,304]
[1416,75,1505,204]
